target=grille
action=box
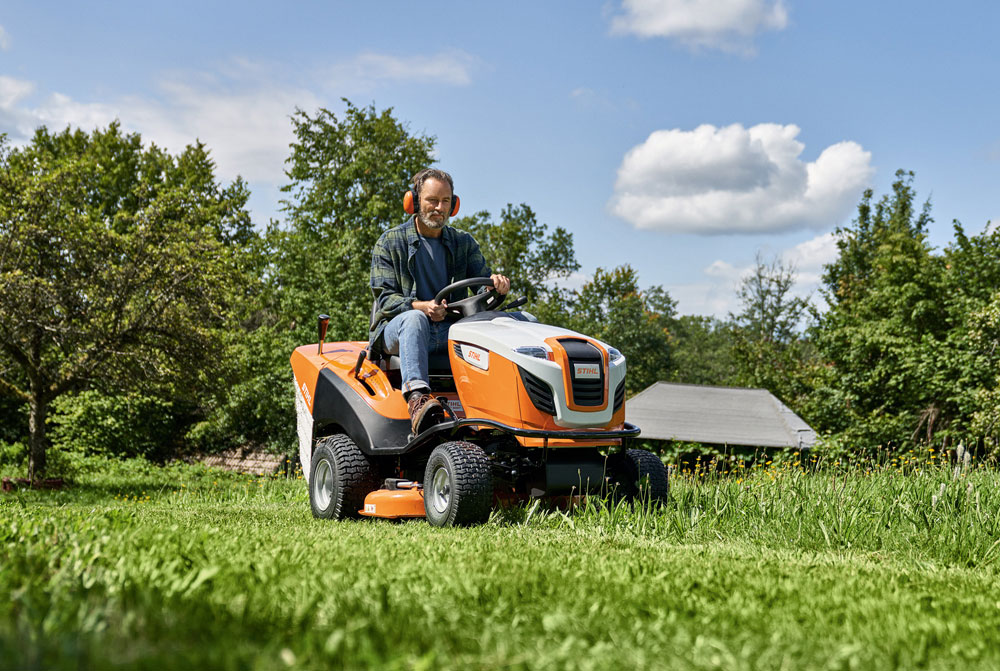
[613,380,626,413]
[452,343,464,361]
[560,339,605,407]
[518,366,556,415]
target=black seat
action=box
[370,297,454,376]
[387,351,453,376]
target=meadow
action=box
[2,451,999,670]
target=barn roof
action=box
[626,382,816,449]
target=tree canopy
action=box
[807,170,999,450]
[0,124,254,477]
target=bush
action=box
[49,391,185,461]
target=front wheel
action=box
[423,441,492,527]
[607,448,669,503]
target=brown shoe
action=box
[407,393,445,435]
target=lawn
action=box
[2,452,999,670]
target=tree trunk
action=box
[27,396,48,481]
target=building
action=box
[626,382,816,449]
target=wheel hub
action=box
[430,466,451,514]
[313,458,334,509]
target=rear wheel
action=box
[607,448,669,503]
[309,434,378,520]
[423,441,492,527]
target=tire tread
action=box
[425,441,492,527]
[310,434,378,520]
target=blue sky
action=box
[2,1,997,317]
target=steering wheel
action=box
[434,277,507,319]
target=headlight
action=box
[607,347,624,364]
[513,345,554,361]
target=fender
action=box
[312,368,411,454]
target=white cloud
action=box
[610,0,788,52]
[668,232,840,317]
[545,270,590,292]
[0,50,476,188]
[0,25,10,51]
[0,76,34,109]
[610,123,873,235]
[327,49,477,89]
[120,75,320,184]
[780,231,839,286]
[0,69,313,185]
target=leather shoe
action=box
[407,393,445,435]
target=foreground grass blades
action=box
[2,455,1000,669]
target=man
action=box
[370,168,510,434]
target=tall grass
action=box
[2,453,999,670]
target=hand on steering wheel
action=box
[433,277,508,319]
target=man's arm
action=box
[370,238,411,325]
[464,235,510,296]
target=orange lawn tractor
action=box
[290,278,668,527]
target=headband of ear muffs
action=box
[403,187,460,216]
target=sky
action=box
[2,1,998,318]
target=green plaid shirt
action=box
[369,216,491,351]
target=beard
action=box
[418,211,448,230]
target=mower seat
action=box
[387,351,453,376]
[369,298,453,376]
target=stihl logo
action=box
[300,381,312,407]
[460,345,489,371]
[574,364,600,379]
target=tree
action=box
[732,253,809,345]
[0,124,253,478]
[455,203,579,306]
[967,290,1000,445]
[275,100,436,341]
[564,265,675,395]
[199,101,437,451]
[811,170,950,447]
[666,315,737,386]
[729,254,817,409]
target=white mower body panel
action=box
[448,316,626,428]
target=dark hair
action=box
[412,168,454,197]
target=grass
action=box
[2,452,1000,670]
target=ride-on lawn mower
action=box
[290,278,669,527]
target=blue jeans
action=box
[382,310,451,395]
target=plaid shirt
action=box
[369,216,491,351]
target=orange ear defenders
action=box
[403,188,460,216]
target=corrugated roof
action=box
[626,382,816,449]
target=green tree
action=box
[455,203,579,306]
[941,221,1000,448]
[564,265,675,395]
[811,170,949,448]
[0,124,253,478]
[666,315,737,386]
[967,290,1000,445]
[730,254,818,409]
[200,101,436,450]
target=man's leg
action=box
[382,310,444,433]
[382,310,432,396]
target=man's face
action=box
[417,177,452,230]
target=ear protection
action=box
[403,188,460,216]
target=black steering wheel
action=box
[434,277,507,319]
